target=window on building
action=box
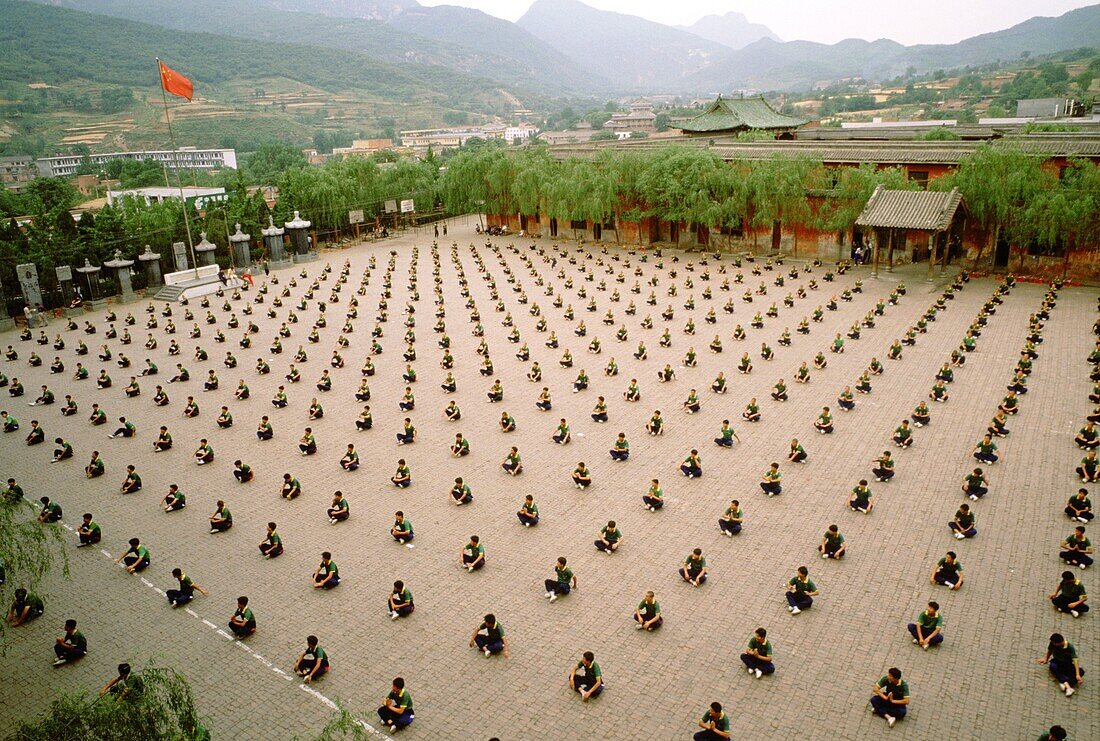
[907,170,929,189]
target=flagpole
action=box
[156,57,199,280]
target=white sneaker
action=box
[635,623,644,630]
[1071,610,1080,618]
[787,605,793,613]
[969,494,978,501]
[886,714,896,727]
[52,658,67,666]
[955,532,965,539]
[483,648,491,657]
[524,522,530,528]
[549,593,557,603]
[921,643,929,651]
[545,592,553,599]
[1065,686,1075,697]
[790,607,800,615]
[822,553,828,559]
[912,638,918,644]
[390,611,399,620]
[754,669,763,679]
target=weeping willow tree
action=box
[1013,158,1100,274]
[746,155,817,253]
[9,664,208,740]
[813,163,913,248]
[1,497,67,644]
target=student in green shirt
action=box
[166,568,208,607]
[760,463,782,496]
[161,484,185,512]
[680,548,708,586]
[312,552,340,589]
[391,459,412,488]
[326,492,349,524]
[739,628,774,678]
[544,556,576,602]
[391,511,414,544]
[680,450,702,478]
[209,501,232,533]
[870,667,910,726]
[115,538,150,573]
[907,601,944,649]
[53,618,87,665]
[77,513,101,547]
[1039,726,1068,741]
[633,591,662,631]
[819,525,845,559]
[950,504,977,539]
[376,677,414,729]
[388,580,414,620]
[568,652,603,701]
[872,451,895,481]
[973,434,999,464]
[787,439,807,464]
[216,407,233,429]
[1049,571,1088,617]
[642,479,664,511]
[572,461,592,489]
[119,465,141,494]
[785,566,818,614]
[1059,526,1093,568]
[517,494,540,527]
[8,588,44,626]
[451,477,474,506]
[461,535,485,571]
[233,460,254,483]
[152,426,172,452]
[594,521,623,554]
[1078,450,1099,482]
[294,635,329,683]
[930,551,964,590]
[849,480,873,513]
[1038,632,1083,696]
[2,411,19,432]
[228,596,256,637]
[552,419,570,445]
[3,477,24,503]
[714,420,738,448]
[194,439,214,465]
[299,427,318,455]
[609,433,630,461]
[36,497,62,524]
[962,468,988,500]
[719,500,743,536]
[85,451,105,479]
[257,522,283,558]
[646,410,664,435]
[281,473,302,500]
[1065,488,1093,523]
[470,613,508,656]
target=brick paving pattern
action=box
[0,219,1096,740]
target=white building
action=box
[107,186,226,207]
[505,124,538,143]
[38,147,237,178]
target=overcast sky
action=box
[420,0,1098,45]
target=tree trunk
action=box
[972,223,995,270]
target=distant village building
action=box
[331,139,395,157]
[37,147,237,178]
[0,155,38,193]
[1015,98,1075,118]
[400,128,502,150]
[505,123,538,143]
[677,96,806,137]
[604,99,657,133]
[107,186,225,207]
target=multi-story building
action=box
[37,147,237,178]
[106,186,226,207]
[604,99,658,133]
[0,155,39,193]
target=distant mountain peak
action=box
[677,9,779,50]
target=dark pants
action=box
[594,540,618,552]
[1060,551,1093,567]
[518,512,539,526]
[643,495,664,510]
[1048,660,1083,687]
[79,532,101,545]
[609,449,628,461]
[356,419,373,430]
[124,555,150,572]
[739,653,775,674]
[695,730,726,741]
[761,482,782,496]
[54,644,86,662]
[1065,507,1093,521]
[873,468,894,481]
[377,706,414,730]
[1051,596,1089,614]
[870,695,906,719]
[211,520,232,532]
[965,485,987,498]
[907,623,944,645]
[391,603,414,617]
[786,593,812,610]
[259,542,283,558]
[973,452,997,464]
[715,437,732,447]
[681,464,702,477]
[544,580,571,595]
[719,519,741,535]
[167,588,194,606]
[474,635,504,654]
[234,469,254,482]
[680,568,706,584]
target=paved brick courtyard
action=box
[0,218,1096,740]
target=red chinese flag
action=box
[158,59,193,101]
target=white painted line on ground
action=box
[99,549,112,558]
[140,577,155,588]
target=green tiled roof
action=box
[678,96,806,133]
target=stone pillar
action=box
[285,211,317,263]
[194,232,218,268]
[75,259,105,309]
[56,265,79,316]
[138,245,163,289]
[172,241,189,271]
[104,250,137,303]
[262,216,292,270]
[229,223,252,273]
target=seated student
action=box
[298,428,318,455]
[161,484,185,512]
[572,461,592,489]
[870,668,910,727]
[760,463,782,496]
[228,596,257,638]
[448,426,466,455]
[950,504,977,539]
[444,400,461,422]
[115,538,151,573]
[544,556,577,602]
[209,500,232,533]
[182,396,199,418]
[153,426,173,452]
[854,372,872,395]
[312,552,340,589]
[674,448,701,478]
[52,619,88,666]
[393,459,413,488]
[258,522,284,558]
[632,591,663,632]
[388,581,414,620]
[487,381,504,403]
[770,379,788,402]
[972,434,999,464]
[594,521,623,553]
[7,378,23,398]
[338,444,359,471]
[31,386,54,406]
[152,386,169,406]
[85,451,105,479]
[1049,571,1089,617]
[548,417,570,445]
[1,410,18,432]
[680,548,708,586]
[785,566,818,614]
[609,432,630,461]
[166,568,208,608]
[819,524,846,559]
[958,467,989,500]
[233,460,254,483]
[737,627,779,683]
[203,370,219,392]
[814,405,835,434]
[450,477,474,506]
[194,439,214,465]
[256,416,274,441]
[376,677,415,730]
[718,500,743,536]
[293,635,329,683]
[61,396,77,416]
[24,420,44,446]
[849,480,874,513]
[469,613,509,658]
[907,400,931,428]
[907,601,945,650]
[324,491,350,524]
[216,407,233,429]
[682,389,701,415]
[37,496,62,523]
[714,420,737,448]
[76,513,101,547]
[516,494,540,527]
[573,369,590,393]
[535,387,553,411]
[987,410,1010,438]
[390,511,414,544]
[569,652,603,701]
[1060,526,1093,569]
[7,588,44,627]
[1078,451,1100,483]
[281,473,302,500]
[785,438,807,464]
[872,451,895,481]
[119,461,143,490]
[355,405,374,432]
[271,386,288,408]
[891,420,914,448]
[930,551,964,590]
[235,380,249,400]
[459,534,484,570]
[1066,488,1093,522]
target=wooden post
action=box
[871,228,881,278]
[886,231,894,273]
[927,233,937,283]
